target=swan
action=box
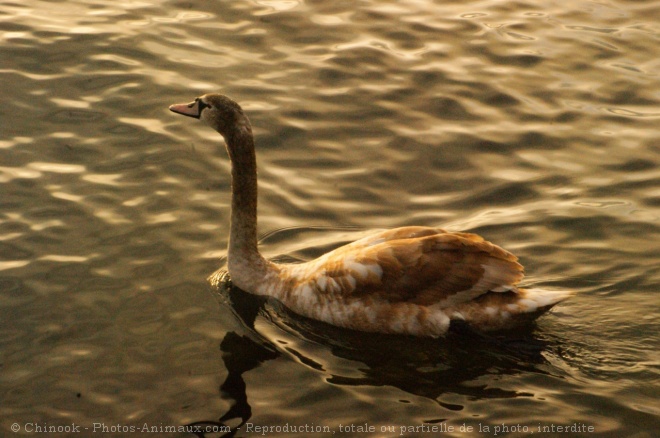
[169,93,571,337]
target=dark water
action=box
[1,0,658,436]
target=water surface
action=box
[1,0,658,436]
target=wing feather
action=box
[296,228,524,307]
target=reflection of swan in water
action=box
[170,94,571,337]
[193,279,562,435]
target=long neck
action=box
[224,125,271,290]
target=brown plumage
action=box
[169,94,571,337]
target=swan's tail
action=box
[448,287,573,332]
[518,287,574,313]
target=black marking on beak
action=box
[169,97,208,119]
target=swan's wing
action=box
[312,230,524,307]
[343,226,448,248]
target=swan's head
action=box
[169,93,251,139]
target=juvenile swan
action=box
[169,94,570,337]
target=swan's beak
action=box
[169,99,202,119]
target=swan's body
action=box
[170,94,570,337]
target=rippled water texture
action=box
[1,0,658,436]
